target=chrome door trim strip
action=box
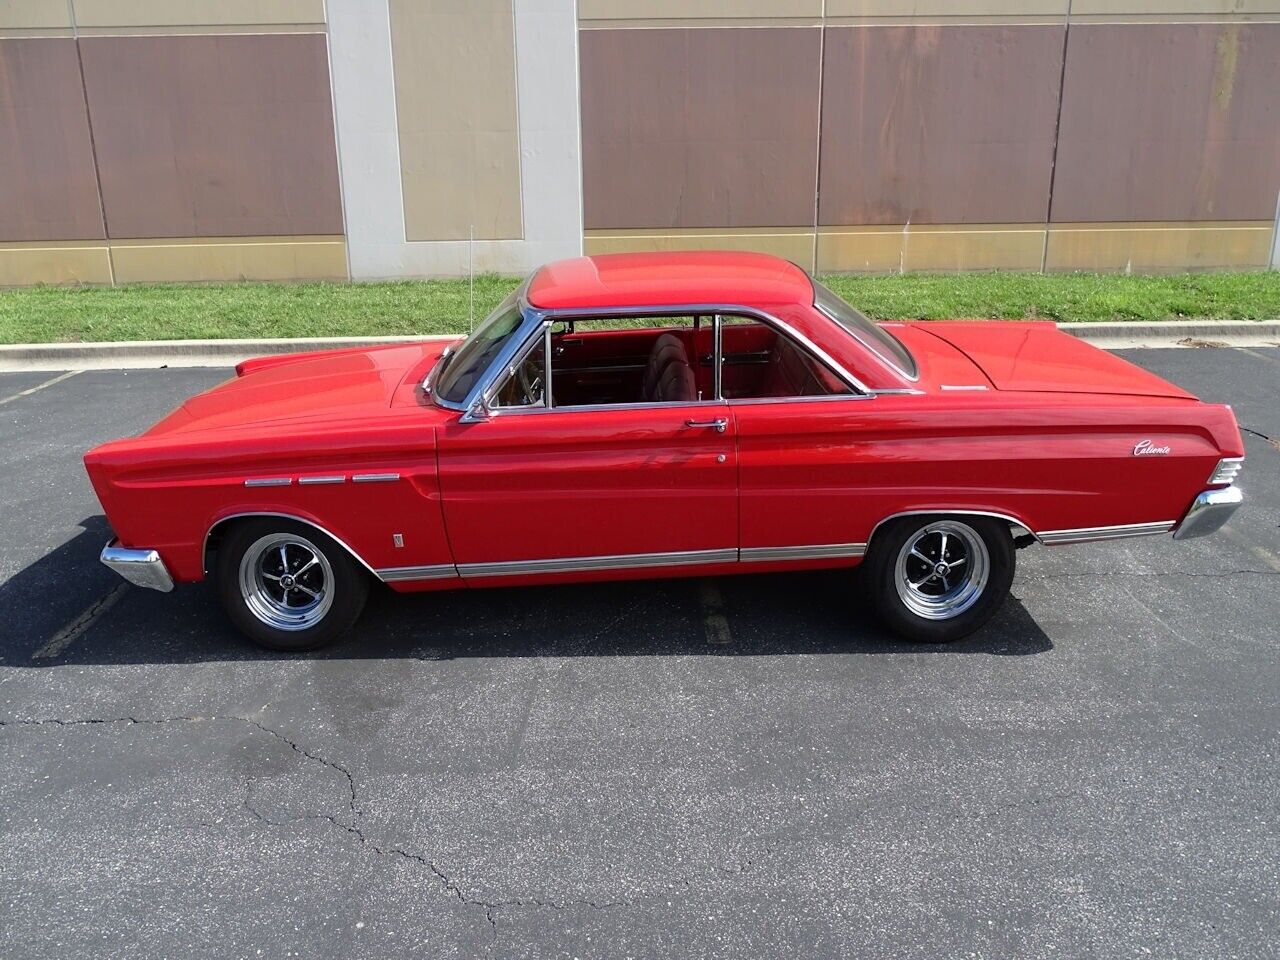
[244,477,292,487]
[352,473,400,483]
[740,543,867,562]
[458,547,739,579]
[1038,521,1176,545]
[378,563,460,582]
[298,475,346,486]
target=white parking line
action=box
[1236,347,1279,366]
[0,370,81,408]
[1223,527,1280,573]
[32,583,129,660]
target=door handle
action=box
[685,418,728,433]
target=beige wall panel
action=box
[1069,1,1280,15]
[580,0,822,19]
[109,236,347,283]
[903,225,1046,271]
[0,0,71,30]
[585,228,817,270]
[1045,223,1271,271]
[390,0,522,242]
[818,226,1046,272]
[827,0,1066,16]
[816,227,909,272]
[70,0,326,28]
[0,242,111,286]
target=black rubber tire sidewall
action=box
[864,515,1015,644]
[215,518,369,651]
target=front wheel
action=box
[216,518,369,651]
[863,515,1015,643]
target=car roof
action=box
[525,251,816,312]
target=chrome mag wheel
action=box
[238,533,335,632]
[893,520,990,621]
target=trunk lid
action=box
[912,321,1197,399]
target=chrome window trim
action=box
[814,299,919,384]
[740,543,867,562]
[1038,521,1176,545]
[458,547,738,579]
[432,277,537,413]
[489,398,729,417]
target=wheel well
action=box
[867,511,1037,550]
[202,513,381,579]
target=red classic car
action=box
[86,252,1244,650]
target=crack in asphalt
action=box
[1240,426,1280,452]
[0,712,622,950]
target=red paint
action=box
[84,252,1244,594]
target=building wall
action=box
[580,1,1280,273]
[1,0,1278,285]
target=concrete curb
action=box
[0,322,1277,371]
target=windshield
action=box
[812,280,917,381]
[432,291,525,405]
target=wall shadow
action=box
[0,517,1053,668]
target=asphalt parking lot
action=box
[1,347,1278,959]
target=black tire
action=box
[215,518,369,651]
[863,515,1015,644]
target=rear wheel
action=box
[864,515,1014,643]
[216,518,369,651]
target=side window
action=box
[548,315,711,408]
[718,316,852,400]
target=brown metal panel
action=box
[818,25,1063,226]
[0,39,105,242]
[1052,23,1280,223]
[78,34,342,239]
[581,27,822,230]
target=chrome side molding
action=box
[378,563,460,582]
[740,543,866,562]
[457,548,739,579]
[1038,521,1176,545]
[101,539,174,592]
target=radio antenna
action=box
[468,224,475,333]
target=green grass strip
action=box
[1,271,1277,344]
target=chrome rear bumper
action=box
[101,539,175,592]
[1173,486,1243,541]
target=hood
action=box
[143,341,454,437]
[910,322,1197,400]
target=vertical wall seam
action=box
[572,0,585,256]
[1042,0,1074,273]
[810,0,827,276]
[511,0,526,242]
[67,0,116,285]
[320,0,352,280]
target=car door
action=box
[436,321,738,580]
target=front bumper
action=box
[1173,486,1243,541]
[101,539,175,592]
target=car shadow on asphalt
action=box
[0,517,1053,667]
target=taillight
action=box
[1208,457,1244,486]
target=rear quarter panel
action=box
[734,392,1241,551]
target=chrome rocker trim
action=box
[101,539,175,592]
[740,543,867,562]
[1037,521,1176,545]
[1173,485,1242,540]
[456,548,739,579]
[378,564,460,582]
